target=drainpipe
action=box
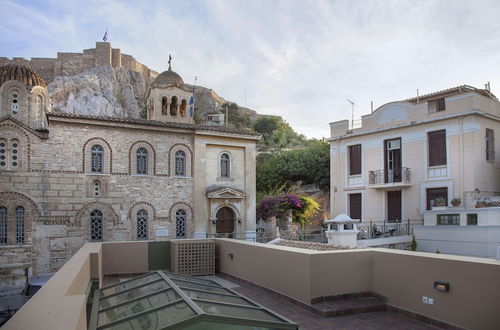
[460,116,465,208]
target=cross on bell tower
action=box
[168,54,172,70]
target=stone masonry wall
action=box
[0,119,196,285]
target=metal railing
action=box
[357,219,422,240]
[279,228,327,243]
[205,232,256,241]
[369,167,411,185]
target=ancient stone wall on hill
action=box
[0,42,157,84]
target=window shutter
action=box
[428,130,446,166]
[349,145,361,175]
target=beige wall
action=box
[4,243,102,330]
[216,239,500,330]
[101,241,149,275]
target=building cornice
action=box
[327,110,500,142]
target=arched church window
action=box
[220,153,230,178]
[90,210,103,241]
[175,209,186,238]
[15,206,24,244]
[136,147,148,175]
[175,150,186,176]
[91,145,104,173]
[11,92,19,116]
[136,209,148,240]
[93,180,101,197]
[162,97,168,115]
[0,206,7,244]
[180,99,187,117]
[170,96,178,116]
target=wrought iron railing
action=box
[279,228,327,243]
[205,232,256,241]
[357,219,422,240]
[369,167,411,185]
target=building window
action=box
[91,145,104,173]
[180,99,187,117]
[486,128,495,162]
[437,214,459,225]
[170,96,178,116]
[136,147,148,175]
[426,187,448,210]
[428,98,446,113]
[93,180,101,197]
[162,97,168,115]
[0,206,7,244]
[11,93,19,115]
[15,206,24,244]
[0,139,20,170]
[90,210,103,241]
[348,144,361,176]
[428,130,446,167]
[220,153,230,178]
[136,209,148,240]
[467,213,478,226]
[175,209,186,238]
[10,139,19,169]
[175,150,186,176]
[349,193,362,221]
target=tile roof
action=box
[271,239,354,251]
[46,112,260,137]
[403,85,497,103]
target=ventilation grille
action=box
[170,239,215,275]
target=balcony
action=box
[368,167,412,189]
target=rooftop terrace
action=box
[3,239,500,330]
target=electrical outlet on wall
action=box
[428,298,434,305]
[422,296,429,304]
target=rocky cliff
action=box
[47,66,260,126]
[48,66,147,118]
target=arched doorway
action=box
[216,207,234,238]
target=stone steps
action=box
[309,292,387,317]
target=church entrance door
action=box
[216,207,235,238]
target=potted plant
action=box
[451,198,461,207]
[434,197,446,207]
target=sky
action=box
[1,0,500,138]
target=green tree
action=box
[256,140,330,192]
[409,234,417,251]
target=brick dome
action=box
[0,64,46,88]
[152,68,184,87]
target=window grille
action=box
[437,214,459,225]
[220,153,230,177]
[175,150,186,176]
[0,207,7,244]
[0,140,6,168]
[90,210,103,241]
[91,145,104,173]
[93,180,101,197]
[136,147,148,175]
[11,93,19,115]
[137,209,148,240]
[11,139,19,168]
[176,209,187,238]
[15,206,24,244]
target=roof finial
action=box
[168,54,172,71]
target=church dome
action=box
[0,64,46,88]
[152,68,184,87]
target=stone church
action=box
[0,63,258,292]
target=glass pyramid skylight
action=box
[89,271,298,330]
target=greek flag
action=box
[103,30,108,42]
[189,93,195,117]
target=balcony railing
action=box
[357,219,422,240]
[369,167,411,185]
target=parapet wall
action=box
[0,42,157,84]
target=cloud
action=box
[1,0,500,138]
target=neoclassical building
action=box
[0,64,258,291]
